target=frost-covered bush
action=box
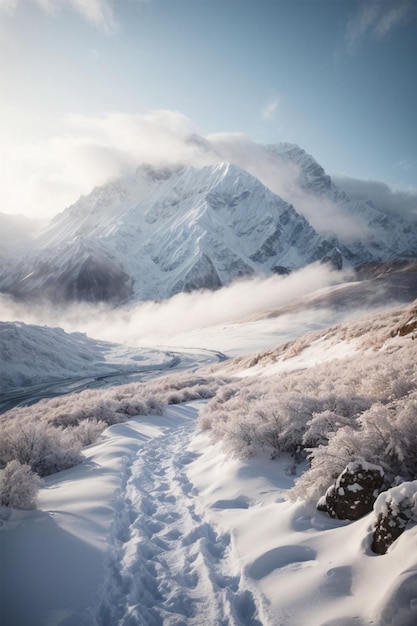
[0,460,42,510]
[67,419,107,447]
[200,304,417,502]
[201,382,322,460]
[302,410,352,448]
[0,371,230,508]
[0,420,82,477]
[293,392,417,502]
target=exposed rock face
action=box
[317,460,384,520]
[320,247,343,270]
[372,481,417,555]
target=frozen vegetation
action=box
[200,300,417,502]
[0,372,230,506]
[1,298,417,625]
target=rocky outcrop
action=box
[317,460,384,520]
[372,481,417,554]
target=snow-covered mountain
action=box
[1,141,416,304]
[264,142,417,261]
[0,162,339,302]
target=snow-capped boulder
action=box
[317,460,384,520]
[372,480,417,555]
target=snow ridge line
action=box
[93,419,263,626]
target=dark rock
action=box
[320,247,343,270]
[371,481,417,555]
[317,460,384,521]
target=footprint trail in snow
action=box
[95,411,262,626]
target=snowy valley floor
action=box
[2,398,417,626]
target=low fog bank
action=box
[0,265,352,345]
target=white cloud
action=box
[0,110,207,219]
[207,132,369,241]
[334,176,417,222]
[398,158,417,173]
[346,0,415,51]
[1,109,411,241]
[261,96,280,120]
[0,264,348,345]
[0,0,121,30]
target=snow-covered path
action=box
[95,407,262,626]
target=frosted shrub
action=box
[222,419,261,459]
[201,305,417,502]
[0,371,230,494]
[358,396,417,481]
[293,393,417,502]
[0,460,42,510]
[291,425,361,501]
[203,386,319,460]
[68,419,107,447]
[0,420,82,477]
[303,410,354,447]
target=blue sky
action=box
[0,0,416,218]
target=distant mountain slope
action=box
[1,141,416,304]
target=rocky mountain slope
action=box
[265,142,417,260]
[1,141,416,304]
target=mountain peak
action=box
[1,141,416,305]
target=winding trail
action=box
[95,406,262,626]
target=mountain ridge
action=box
[1,142,416,304]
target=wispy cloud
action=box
[398,158,417,173]
[207,132,370,241]
[261,96,280,121]
[0,0,130,30]
[42,0,116,31]
[346,0,415,52]
[334,175,417,222]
